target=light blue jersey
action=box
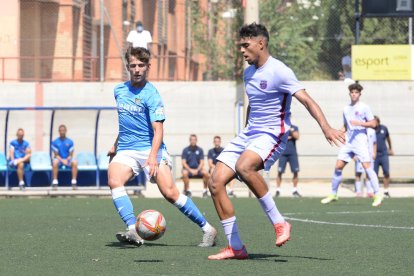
[52,137,74,159]
[10,139,30,159]
[115,81,166,151]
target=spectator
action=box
[275,119,301,197]
[182,134,209,198]
[51,125,78,190]
[208,136,235,197]
[341,47,352,80]
[126,21,152,51]
[8,128,31,190]
[374,116,393,198]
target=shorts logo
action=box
[260,80,267,89]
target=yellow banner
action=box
[352,45,412,80]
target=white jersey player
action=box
[322,83,383,206]
[207,23,345,261]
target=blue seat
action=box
[76,152,97,171]
[30,152,52,171]
[0,153,7,171]
[97,152,110,170]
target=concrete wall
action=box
[1,81,413,179]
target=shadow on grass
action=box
[105,241,194,249]
[134,260,164,263]
[249,253,334,262]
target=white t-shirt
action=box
[126,30,152,49]
[343,101,374,144]
[243,56,304,133]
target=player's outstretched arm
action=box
[294,89,345,147]
[145,121,164,177]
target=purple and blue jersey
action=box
[52,137,74,159]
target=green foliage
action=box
[190,0,411,80]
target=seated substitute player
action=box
[8,128,31,190]
[207,23,345,260]
[107,47,217,247]
[354,127,376,197]
[181,134,210,198]
[275,117,301,198]
[374,115,393,198]
[51,124,78,190]
[208,136,235,197]
[321,83,383,207]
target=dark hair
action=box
[213,136,221,140]
[239,22,269,44]
[374,115,380,123]
[190,134,197,139]
[125,47,151,64]
[348,83,363,92]
[58,124,67,130]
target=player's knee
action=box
[52,159,59,167]
[71,160,78,167]
[208,174,223,195]
[182,170,189,178]
[108,175,123,189]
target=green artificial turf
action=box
[0,197,413,275]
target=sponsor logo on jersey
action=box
[260,80,267,89]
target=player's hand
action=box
[388,149,394,155]
[145,156,159,178]
[107,146,116,162]
[350,120,362,127]
[323,127,346,147]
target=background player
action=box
[181,134,209,198]
[8,128,31,190]
[207,23,345,260]
[275,117,301,198]
[354,127,376,197]
[321,83,383,207]
[51,125,78,190]
[374,115,393,198]
[107,47,217,247]
[208,136,235,197]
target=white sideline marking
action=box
[284,210,398,216]
[285,216,414,230]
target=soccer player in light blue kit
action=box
[321,83,383,206]
[9,128,31,190]
[107,47,217,247]
[208,23,345,260]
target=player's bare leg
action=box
[156,163,217,247]
[292,172,301,197]
[71,160,78,189]
[236,150,291,247]
[181,169,191,197]
[276,172,282,197]
[17,162,25,190]
[322,160,346,204]
[52,159,60,190]
[201,169,210,198]
[208,162,247,259]
[362,162,383,206]
[109,162,144,246]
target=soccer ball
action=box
[135,210,167,241]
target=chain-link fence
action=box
[258,0,412,81]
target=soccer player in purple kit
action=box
[321,83,383,207]
[207,23,345,260]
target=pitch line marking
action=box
[285,216,414,231]
[284,210,398,216]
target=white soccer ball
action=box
[135,210,167,241]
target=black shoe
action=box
[384,191,391,198]
[275,190,280,197]
[292,191,302,198]
[184,190,192,198]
